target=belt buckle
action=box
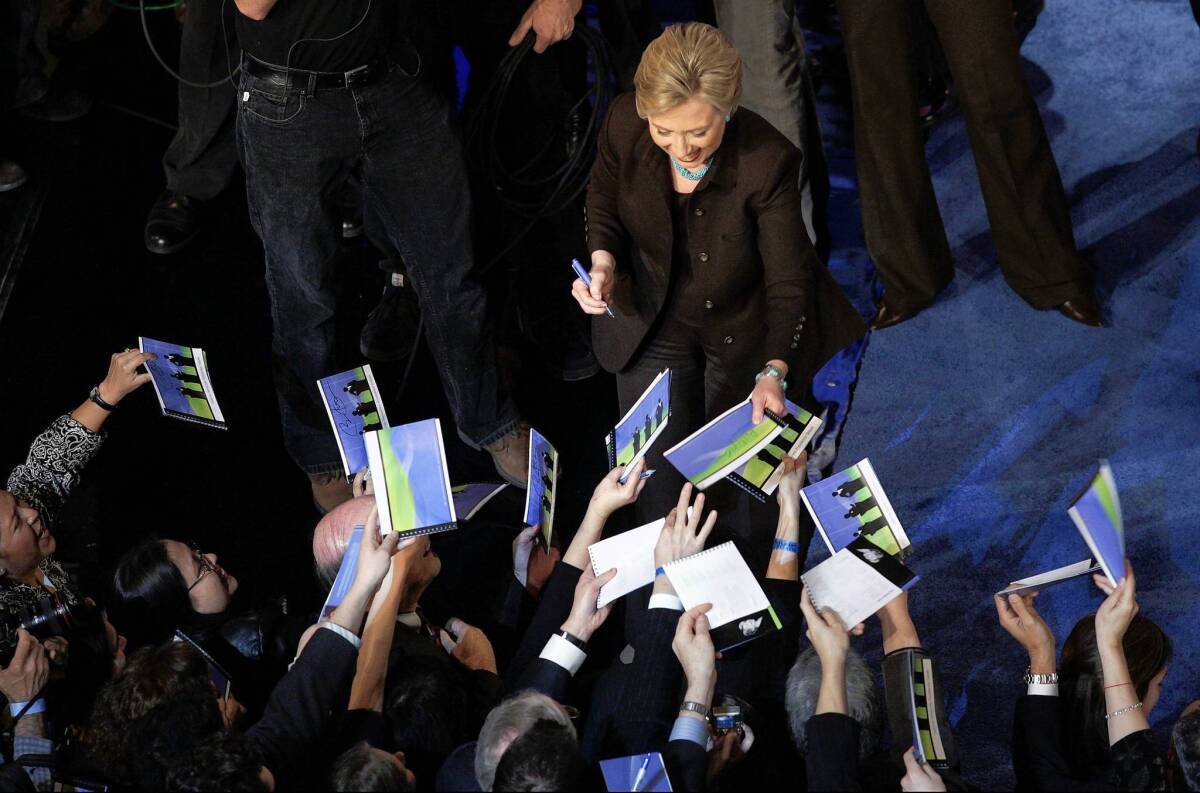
[344,63,370,88]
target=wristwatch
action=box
[755,364,788,392]
[556,629,588,651]
[88,385,118,412]
[1023,668,1058,685]
[679,701,710,720]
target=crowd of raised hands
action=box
[0,350,1195,792]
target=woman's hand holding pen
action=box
[571,251,616,315]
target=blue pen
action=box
[630,754,651,792]
[571,258,615,318]
[618,466,655,486]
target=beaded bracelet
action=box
[772,538,801,554]
[1105,701,1143,721]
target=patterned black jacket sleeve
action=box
[5,414,104,527]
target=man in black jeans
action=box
[232,0,529,509]
[144,0,240,254]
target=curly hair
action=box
[166,733,268,792]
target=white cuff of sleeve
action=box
[8,699,45,717]
[538,634,587,676]
[648,593,684,611]
[1027,682,1059,696]
[319,621,362,650]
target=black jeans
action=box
[163,0,240,200]
[236,58,519,475]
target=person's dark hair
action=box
[1172,706,1200,791]
[165,733,268,792]
[387,656,468,781]
[1059,614,1173,773]
[330,742,414,792]
[491,719,583,792]
[109,538,193,650]
[126,680,225,790]
[81,641,213,786]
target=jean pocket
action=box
[240,87,306,125]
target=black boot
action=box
[360,273,422,362]
[145,191,203,255]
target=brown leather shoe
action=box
[1056,293,1104,327]
[310,472,353,514]
[485,423,531,488]
[870,300,925,331]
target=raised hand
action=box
[1093,560,1138,653]
[654,483,718,568]
[560,565,618,642]
[439,618,498,674]
[99,349,156,405]
[994,591,1056,672]
[588,459,648,519]
[672,603,718,689]
[507,0,581,54]
[901,748,947,792]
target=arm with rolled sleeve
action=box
[753,145,816,367]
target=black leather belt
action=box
[242,55,389,93]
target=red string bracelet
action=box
[1104,682,1132,690]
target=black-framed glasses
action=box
[186,542,218,592]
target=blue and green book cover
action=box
[1068,460,1124,585]
[606,369,671,474]
[364,419,457,537]
[726,399,823,501]
[523,429,559,548]
[318,364,390,478]
[800,458,911,558]
[138,337,227,430]
[663,398,790,491]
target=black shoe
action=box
[19,88,92,122]
[145,191,203,255]
[870,300,925,331]
[360,275,422,361]
[1056,293,1104,327]
[0,159,27,192]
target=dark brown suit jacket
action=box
[585,93,865,390]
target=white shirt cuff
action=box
[319,621,362,650]
[648,593,684,611]
[538,634,587,676]
[1027,682,1059,696]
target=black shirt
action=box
[235,0,395,72]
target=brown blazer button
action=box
[693,207,704,217]
[723,335,734,344]
[704,300,714,309]
[698,252,710,262]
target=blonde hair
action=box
[634,22,743,119]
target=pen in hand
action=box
[571,258,615,318]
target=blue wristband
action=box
[9,698,45,717]
[655,566,666,577]
[773,538,801,554]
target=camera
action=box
[0,595,94,667]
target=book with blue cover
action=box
[138,337,227,429]
[600,752,671,792]
[1068,460,1124,585]
[663,398,792,491]
[607,369,671,473]
[318,365,390,478]
[905,651,950,770]
[319,526,362,620]
[523,429,559,549]
[452,482,508,521]
[725,399,823,502]
[800,458,910,558]
[364,419,458,537]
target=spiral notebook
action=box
[725,400,823,502]
[802,536,918,628]
[606,369,671,476]
[138,337,227,430]
[663,398,793,491]
[523,429,559,549]
[587,518,666,608]
[800,458,910,558]
[1068,461,1124,586]
[364,419,458,537]
[452,482,509,521]
[663,542,780,651]
[318,364,390,478]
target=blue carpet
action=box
[823,1,1200,788]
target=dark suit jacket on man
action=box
[584,92,865,389]
[507,562,584,701]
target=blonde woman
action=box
[573,22,864,523]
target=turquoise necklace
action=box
[670,154,713,181]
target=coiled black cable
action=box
[464,24,614,273]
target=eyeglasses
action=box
[187,542,219,592]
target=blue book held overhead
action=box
[319,526,362,620]
[364,419,458,537]
[139,337,227,430]
[725,399,823,502]
[318,364,390,478]
[1068,460,1124,586]
[663,398,791,490]
[523,429,559,549]
[606,369,671,476]
[800,458,910,558]
[599,753,671,792]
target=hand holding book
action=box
[672,604,718,708]
[994,591,1056,675]
[654,483,717,569]
[561,565,618,642]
